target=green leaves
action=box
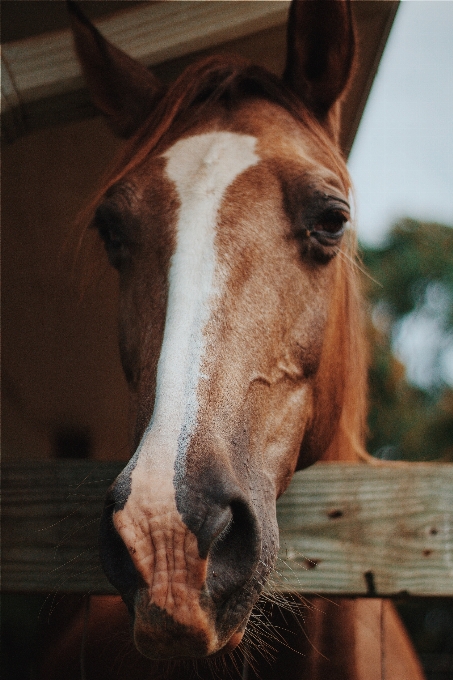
[361,218,453,461]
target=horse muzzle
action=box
[99,462,268,659]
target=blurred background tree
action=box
[361,219,453,679]
[361,218,453,462]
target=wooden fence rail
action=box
[2,461,452,597]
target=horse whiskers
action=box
[244,618,277,652]
[272,550,340,611]
[52,518,101,552]
[228,652,250,680]
[197,647,248,680]
[337,247,383,287]
[245,601,305,658]
[39,591,75,622]
[246,620,305,662]
[240,579,339,667]
[261,587,313,615]
[241,636,276,668]
[255,577,336,663]
[227,644,254,680]
[242,606,281,658]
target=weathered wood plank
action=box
[1,0,399,154]
[2,461,120,594]
[1,1,289,141]
[276,463,453,597]
[2,461,452,596]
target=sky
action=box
[348,0,453,246]
[348,1,453,388]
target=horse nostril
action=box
[175,468,262,602]
[197,506,233,559]
[205,498,261,604]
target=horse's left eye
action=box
[311,210,348,243]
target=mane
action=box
[81,53,368,465]
[316,245,368,463]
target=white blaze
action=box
[136,132,259,472]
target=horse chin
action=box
[134,629,245,661]
[216,628,246,655]
[131,595,249,660]
[133,621,246,661]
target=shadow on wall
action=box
[2,117,130,464]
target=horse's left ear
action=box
[283,0,355,136]
[68,1,165,138]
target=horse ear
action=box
[283,0,355,133]
[68,1,165,138]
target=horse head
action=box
[69,0,366,660]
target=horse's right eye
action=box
[94,205,130,270]
[99,226,125,265]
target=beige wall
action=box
[2,117,131,461]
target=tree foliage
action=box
[361,218,453,461]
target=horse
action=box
[38,1,425,678]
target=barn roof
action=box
[1,1,399,154]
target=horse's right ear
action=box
[68,1,165,138]
[283,0,355,136]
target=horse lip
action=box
[210,627,246,657]
[133,600,214,659]
[132,599,249,659]
[130,571,256,659]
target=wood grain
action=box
[2,461,452,596]
[1,1,398,152]
[276,463,453,597]
[1,1,289,141]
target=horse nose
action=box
[206,498,261,603]
[99,485,139,613]
[99,465,261,608]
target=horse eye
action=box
[99,227,129,269]
[317,211,347,234]
[99,225,122,250]
[310,210,348,244]
[94,206,129,269]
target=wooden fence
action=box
[3,460,452,597]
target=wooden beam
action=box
[276,463,453,597]
[2,461,452,596]
[340,0,399,156]
[1,1,290,142]
[1,1,399,152]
